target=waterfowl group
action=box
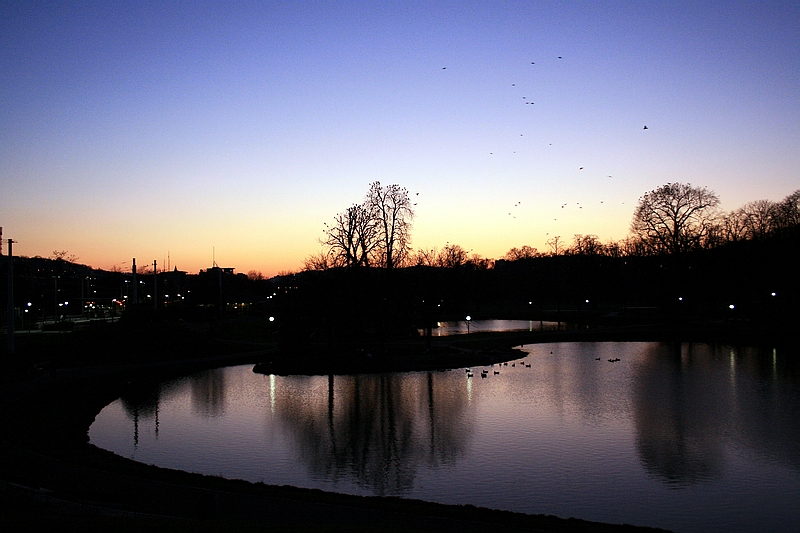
[462,359,534,380]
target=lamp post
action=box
[466,315,471,334]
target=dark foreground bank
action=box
[8,320,789,532]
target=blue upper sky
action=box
[2,1,798,274]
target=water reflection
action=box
[633,343,727,484]
[119,386,161,448]
[267,371,473,495]
[190,368,226,418]
[118,377,187,447]
[633,343,800,484]
[117,369,228,447]
[91,342,800,533]
[421,319,560,336]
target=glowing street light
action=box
[466,315,471,334]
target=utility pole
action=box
[153,260,157,311]
[7,238,16,355]
[132,258,138,305]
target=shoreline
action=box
[4,323,791,532]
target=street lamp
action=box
[466,315,471,334]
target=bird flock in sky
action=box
[444,55,648,238]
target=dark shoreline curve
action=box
[10,323,780,532]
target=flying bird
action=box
[558,56,562,59]
[643,125,648,129]
[579,167,584,170]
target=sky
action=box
[2,1,798,276]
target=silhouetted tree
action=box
[437,244,468,268]
[318,182,414,270]
[466,253,493,270]
[722,209,749,242]
[322,203,379,267]
[631,183,720,254]
[504,245,539,261]
[303,251,345,271]
[568,234,603,255]
[51,250,79,263]
[725,200,778,241]
[774,189,800,234]
[367,182,414,269]
[247,270,265,281]
[409,247,439,267]
[546,235,563,255]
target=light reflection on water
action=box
[419,319,561,336]
[89,342,800,533]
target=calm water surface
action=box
[89,341,800,533]
[420,319,561,336]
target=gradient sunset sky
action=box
[2,1,798,276]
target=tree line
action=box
[306,182,800,270]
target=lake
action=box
[89,340,800,533]
[419,319,562,336]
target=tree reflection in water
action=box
[118,369,228,447]
[633,343,727,485]
[94,343,800,533]
[269,371,473,496]
[189,368,226,418]
[633,342,800,485]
